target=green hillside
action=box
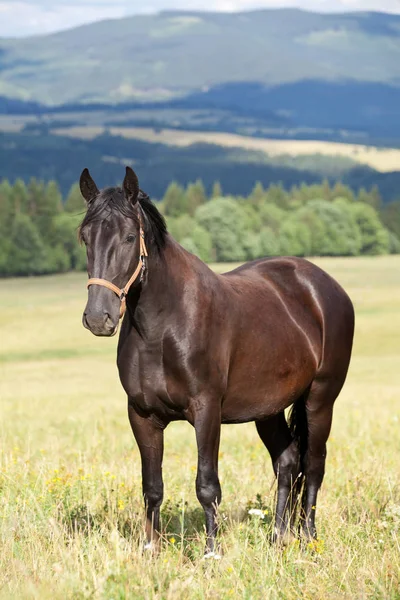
[1,9,400,104]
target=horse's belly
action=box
[221,346,317,423]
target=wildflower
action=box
[248,509,265,519]
[117,500,125,511]
[170,537,176,544]
[307,539,325,554]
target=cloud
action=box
[0,0,399,38]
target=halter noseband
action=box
[86,221,148,319]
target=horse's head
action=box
[79,166,145,336]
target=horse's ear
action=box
[123,166,140,205]
[79,168,99,203]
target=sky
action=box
[1,0,400,38]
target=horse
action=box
[79,166,354,557]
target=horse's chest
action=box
[117,341,188,419]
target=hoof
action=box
[143,541,159,555]
[273,528,296,547]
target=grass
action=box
[52,126,400,173]
[1,256,400,599]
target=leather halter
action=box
[86,222,148,319]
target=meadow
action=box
[52,126,400,173]
[0,256,399,599]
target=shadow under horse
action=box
[79,166,354,556]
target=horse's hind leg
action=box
[256,412,300,543]
[299,380,336,541]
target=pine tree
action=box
[212,181,223,198]
[265,183,290,209]
[27,178,46,218]
[331,182,355,203]
[186,180,207,216]
[64,183,86,213]
[32,180,63,244]
[0,180,13,275]
[162,182,188,217]
[368,185,383,211]
[10,179,29,215]
[248,181,266,209]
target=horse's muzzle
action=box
[82,311,118,337]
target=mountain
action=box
[1,9,400,105]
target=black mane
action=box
[79,187,167,252]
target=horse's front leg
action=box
[193,400,222,557]
[128,400,166,552]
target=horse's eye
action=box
[126,234,136,243]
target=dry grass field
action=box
[53,126,400,173]
[0,256,399,599]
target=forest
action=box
[0,176,399,277]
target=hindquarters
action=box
[251,258,355,541]
[221,257,354,424]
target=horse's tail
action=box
[287,394,308,509]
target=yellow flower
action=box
[307,539,324,554]
[170,537,176,544]
[117,500,125,510]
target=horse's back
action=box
[222,256,354,330]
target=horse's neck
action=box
[127,234,211,336]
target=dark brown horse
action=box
[79,167,354,556]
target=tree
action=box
[265,183,290,209]
[258,203,286,234]
[357,187,371,205]
[248,181,266,209]
[306,199,361,256]
[367,185,382,211]
[279,220,312,257]
[242,232,263,260]
[382,200,400,239]
[27,178,46,217]
[294,206,327,256]
[31,180,63,245]
[0,180,13,273]
[190,225,213,262]
[186,180,207,216]
[167,214,196,242]
[64,183,86,213]
[0,181,13,232]
[162,182,188,217]
[5,213,48,276]
[331,182,355,203]
[180,237,199,257]
[388,231,400,254]
[195,198,247,262]
[53,213,85,271]
[259,227,280,256]
[10,179,29,215]
[242,204,262,233]
[212,181,223,198]
[349,203,390,255]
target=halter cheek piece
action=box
[86,220,148,319]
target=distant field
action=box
[52,126,400,173]
[1,257,400,598]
